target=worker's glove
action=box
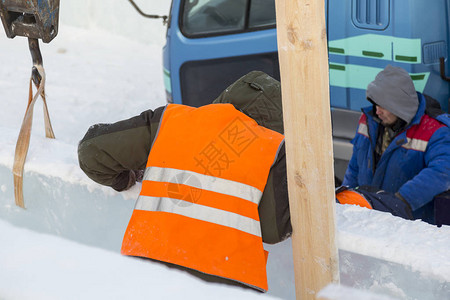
[336,186,414,220]
[135,169,145,182]
[112,170,141,191]
[392,191,414,220]
[363,188,414,220]
[434,190,450,227]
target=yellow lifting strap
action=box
[12,39,55,208]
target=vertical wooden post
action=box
[274,0,339,299]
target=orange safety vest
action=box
[121,103,284,291]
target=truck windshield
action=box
[181,0,276,37]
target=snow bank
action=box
[337,205,450,280]
[317,284,400,300]
[336,206,450,300]
[0,219,277,300]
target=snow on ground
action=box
[337,205,450,279]
[0,2,450,299]
[317,284,400,300]
[0,218,276,300]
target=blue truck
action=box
[162,0,450,181]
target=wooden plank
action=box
[274,0,339,298]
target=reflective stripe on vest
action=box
[121,104,284,292]
[143,166,263,204]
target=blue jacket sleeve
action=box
[398,126,450,210]
[342,137,360,188]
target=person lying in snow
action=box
[336,65,450,227]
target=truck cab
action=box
[162,0,450,182]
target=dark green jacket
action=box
[78,71,291,244]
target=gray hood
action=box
[366,65,419,124]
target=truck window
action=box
[249,0,276,28]
[181,0,276,37]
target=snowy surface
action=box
[0,1,449,299]
[317,284,400,300]
[0,218,276,300]
[336,205,450,280]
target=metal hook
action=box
[28,38,43,87]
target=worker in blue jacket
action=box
[340,65,450,225]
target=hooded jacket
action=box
[343,91,450,223]
[366,65,419,124]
